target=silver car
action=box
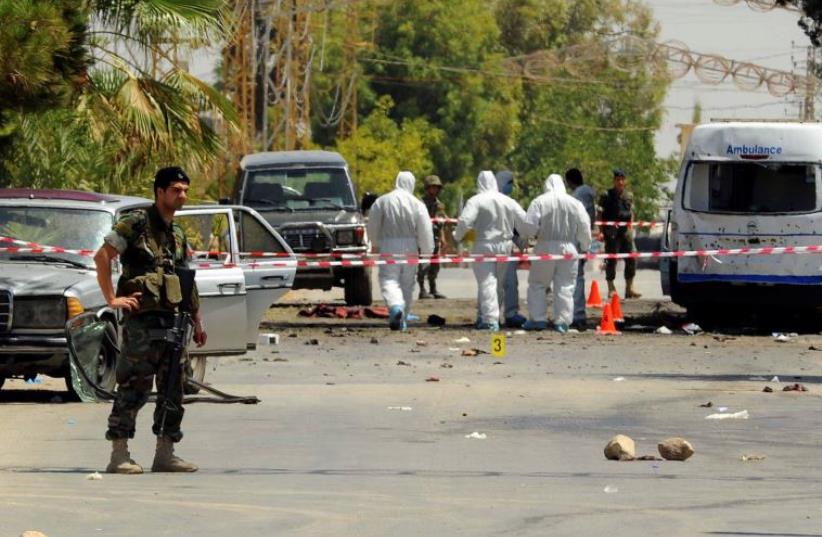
[0,189,296,394]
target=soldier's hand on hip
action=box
[109,293,141,312]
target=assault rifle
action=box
[157,267,196,437]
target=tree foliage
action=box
[779,0,822,46]
[495,0,674,220]
[334,96,441,196]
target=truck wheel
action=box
[65,321,118,399]
[344,267,373,306]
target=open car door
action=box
[176,207,248,356]
[233,206,296,349]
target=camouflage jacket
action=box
[104,204,199,315]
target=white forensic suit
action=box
[366,172,434,322]
[453,171,528,328]
[525,174,592,327]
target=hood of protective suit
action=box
[496,170,514,196]
[395,171,416,194]
[477,171,499,193]
[543,174,567,195]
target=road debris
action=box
[427,314,446,327]
[465,432,487,439]
[613,377,626,382]
[603,485,619,494]
[741,454,766,462]
[441,363,454,368]
[462,348,489,357]
[387,406,413,411]
[771,375,780,382]
[85,472,103,481]
[453,337,471,344]
[415,340,428,347]
[306,339,319,346]
[705,410,749,420]
[763,386,774,393]
[658,438,695,461]
[681,323,702,335]
[396,360,412,366]
[655,326,673,335]
[425,377,440,382]
[783,383,809,392]
[699,401,713,408]
[604,435,636,461]
[20,532,49,537]
[772,332,797,343]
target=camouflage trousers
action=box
[105,314,186,442]
[604,231,637,282]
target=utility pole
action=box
[804,46,817,121]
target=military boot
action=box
[106,439,143,474]
[430,281,446,299]
[625,278,642,299]
[607,280,617,297]
[418,282,431,300]
[151,437,198,473]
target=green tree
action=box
[362,0,521,183]
[335,96,441,196]
[0,0,235,195]
[496,0,674,220]
[780,1,822,46]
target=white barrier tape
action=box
[430,218,663,227]
[186,245,822,270]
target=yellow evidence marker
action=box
[491,333,506,358]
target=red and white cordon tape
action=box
[431,217,663,228]
[191,245,822,270]
[4,234,820,271]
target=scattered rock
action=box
[415,340,428,347]
[763,386,773,393]
[658,438,695,461]
[441,363,454,368]
[465,432,487,439]
[425,376,440,382]
[306,339,320,346]
[370,337,379,344]
[462,348,489,357]
[453,337,471,344]
[783,383,809,392]
[20,532,49,537]
[396,360,412,366]
[85,471,103,481]
[741,454,766,462]
[604,434,636,461]
[699,401,713,408]
[272,358,289,362]
[635,455,663,461]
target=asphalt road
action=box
[2,298,822,537]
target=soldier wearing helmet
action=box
[418,175,448,299]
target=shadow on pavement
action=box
[0,389,73,404]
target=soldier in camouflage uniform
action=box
[598,169,642,299]
[418,175,448,299]
[93,167,207,474]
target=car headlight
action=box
[336,229,355,246]
[67,297,84,319]
[12,297,67,329]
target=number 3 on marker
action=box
[491,334,505,358]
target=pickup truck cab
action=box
[0,189,296,393]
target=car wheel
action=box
[344,267,373,306]
[65,321,118,400]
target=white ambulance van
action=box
[661,121,822,317]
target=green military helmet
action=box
[424,175,443,188]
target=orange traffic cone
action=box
[610,292,624,323]
[586,280,604,308]
[596,303,621,335]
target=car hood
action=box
[257,208,362,228]
[0,261,92,295]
